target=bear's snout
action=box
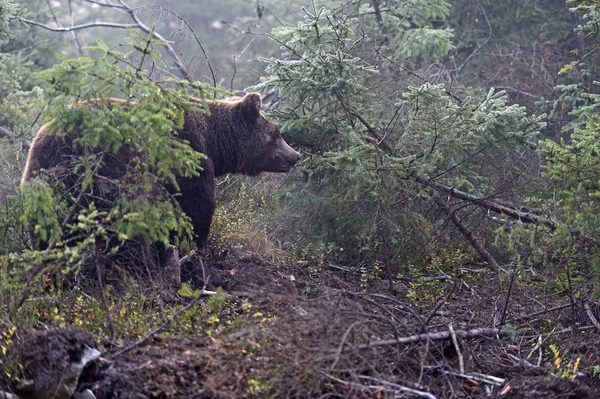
[279,139,302,167]
[261,138,301,173]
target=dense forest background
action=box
[1,0,600,398]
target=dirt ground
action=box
[3,247,600,398]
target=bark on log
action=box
[0,126,32,150]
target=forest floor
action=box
[4,245,600,399]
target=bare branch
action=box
[117,0,192,82]
[455,2,492,74]
[22,18,138,32]
[68,0,85,57]
[415,176,553,227]
[23,2,218,85]
[145,5,218,87]
[82,0,127,9]
[494,86,541,100]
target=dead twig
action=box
[506,353,537,368]
[179,250,196,265]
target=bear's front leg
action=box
[174,167,217,250]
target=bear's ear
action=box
[241,92,262,120]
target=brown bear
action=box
[22,92,302,248]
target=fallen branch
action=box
[402,274,451,282]
[422,367,505,387]
[0,126,31,150]
[554,325,597,335]
[359,327,501,349]
[323,373,437,399]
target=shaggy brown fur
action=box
[22,92,301,247]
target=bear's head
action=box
[236,93,302,175]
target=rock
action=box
[73,389,96,399]
[15,328,100,399]
[0,390,20,399]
